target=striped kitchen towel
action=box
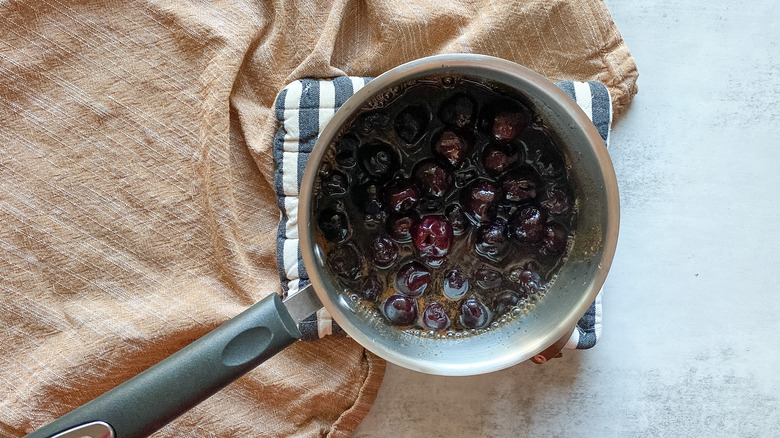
[273,77,611,349]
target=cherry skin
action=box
[443,269,469,300]
[524,129,566,179]
[321,169,349,195]
[422,302,451,330]
[488,103,530,141]
[518,269,543,295]
[482,143,519,176]
[358,141,399,180]
[445,204,469,235]
[501,168,538,203]
[369,235,399,268]
[539,222,568,256]
[493,290,521,315]
[474,267,502,289]
[475,219,509,261]
[461,179,501,225]
[387,212,419,243]
[358,275,384,302]
[460,298,491,329]
[509,205,547,244]
[328,244,363,281]
[395,105,429,144]
[352,180,384,216]
[432,130,471,168]
[317,208,349,243]
[383,295,418,326]
[540,187,571,216]
[357,110,391,134]
[413,159,454,199]
[384,179,421,214]
[412,215,454,265]
[335,133,359,168]
[439,93,476,128]
[394,261,432,298]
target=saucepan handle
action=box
[25,293,302,438]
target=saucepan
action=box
[25,54,619,438]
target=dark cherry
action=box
[383,294,418,326]
[358,275,384,302]
[523,259,542,272]
[518,269,543,295]
[540,187,571,216]
[358,141,399,180]
[432,130,471,168]
[460,179,501,224]
[501,167,538,203]
[413,159,453,199]
[422,302,451,330]
[394,261,431,298]
[321,169,349,195]
[445,204,469,235]
[481,142,519,176]
[352,180,384,216]
[394,105,429,144]
[418,198,445,213]
[412,215,453,264]
[486,101,530,141]
[384,179,420,214]
[474,267,502,289]
[475,219,509,261]
[335,133,359,168]
[453,167,479,188]
[357,110,391,134]
[369,235,399,268]
[443,269,469,299]
[328,244,363,281]
[317,208,349,243]
[460,298,490,329]
[386,213,418,243]
[508,261,541,284]
[509,205,547,244]
[493,290,521,316]
[524,128,565,178]
[439,93,476,128]
[539,222,568,256]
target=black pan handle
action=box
[24,293,302,438]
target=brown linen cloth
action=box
[0,0,637,436]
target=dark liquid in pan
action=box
[313,76,576,335]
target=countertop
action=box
[354,1,780,436]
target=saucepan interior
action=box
[299,54,619,376]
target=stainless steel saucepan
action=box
[26,54,619,438]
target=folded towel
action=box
[274,76,612,349]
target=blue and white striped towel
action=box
[273,76,612,349]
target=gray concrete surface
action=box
[354,1,780,436]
